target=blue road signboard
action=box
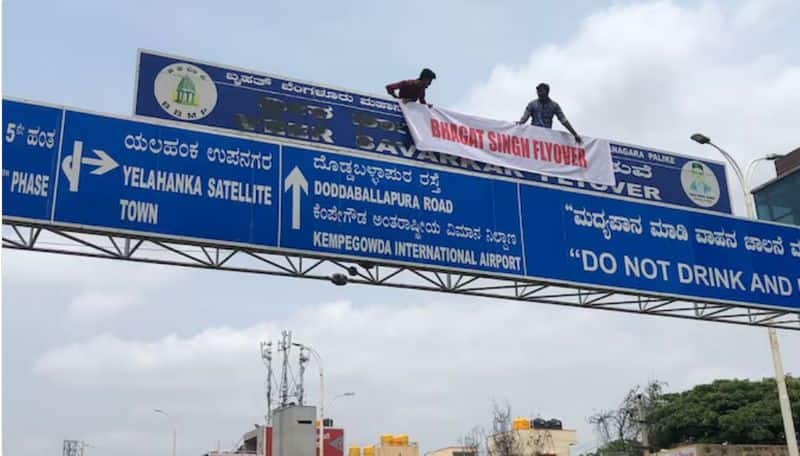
[2,101,64,221]
[133,50,732,214]
[279,146,524,276]
[4,98,280,246]
[4,98,799,312]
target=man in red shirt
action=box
[386,68,436,107]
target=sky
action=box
[3,0,800,455]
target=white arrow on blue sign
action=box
[3,98,800,313]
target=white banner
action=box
[401,102,615,186]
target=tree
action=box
[590,376,800,451]
[460,426,487,456]
[487,402,525,456]
[580,439,642,456]
[462,402,557,456]
[588,380,666,455]
[649,376,800,447]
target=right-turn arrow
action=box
[61,140,120,192]
[83,148,119,175]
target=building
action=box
[487,418,576,456]
[753,146,800,226]
[425,447,477,456]
[205,419,344,456]
[657,444,790,456]
[272,406,317,456]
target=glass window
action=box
[753,171,800,226]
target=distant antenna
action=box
[260,340,274,423]
[277,330,292,408]
[296,346,310,405]
[63,440,87,456]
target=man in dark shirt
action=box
[386,68,436,107]
[517,83,581,144]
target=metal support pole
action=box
[314,350,325,456]
[637,396,650,456]
[155,409,177,456]
[296,344,325,456]
[697,139,798,456]
[770,328,799,456]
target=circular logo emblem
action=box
[154,63,217,121]
[680,160,720,207]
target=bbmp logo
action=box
[154,63,217,121]
[680,160,720,208]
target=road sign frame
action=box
[4,220,798,330]
[3,97,800,327]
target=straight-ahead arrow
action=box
[82,148,119,175]
[284,166,308,230]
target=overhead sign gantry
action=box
[2,50,798,330]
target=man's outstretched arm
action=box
[562,120,582,144]
[556,106,582,144]
[418,88,431,107]
[386,81,402,98]
[516,105,531,125]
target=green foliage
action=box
[580,439,642,456]
[650,376,800,447]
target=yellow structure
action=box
[393,435,409,447]
[512,418,531,431]
[374,434,419,456]
[350,447,362,456]
[364,446,376,456]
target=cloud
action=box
[35,323,275,391]
[455,0,800,210]
[2,244,186,321]
[7,2,800,456]
[732,0,793,28]
[2,243,182,289]
[33,298,800,455]
[68,291,139,321]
